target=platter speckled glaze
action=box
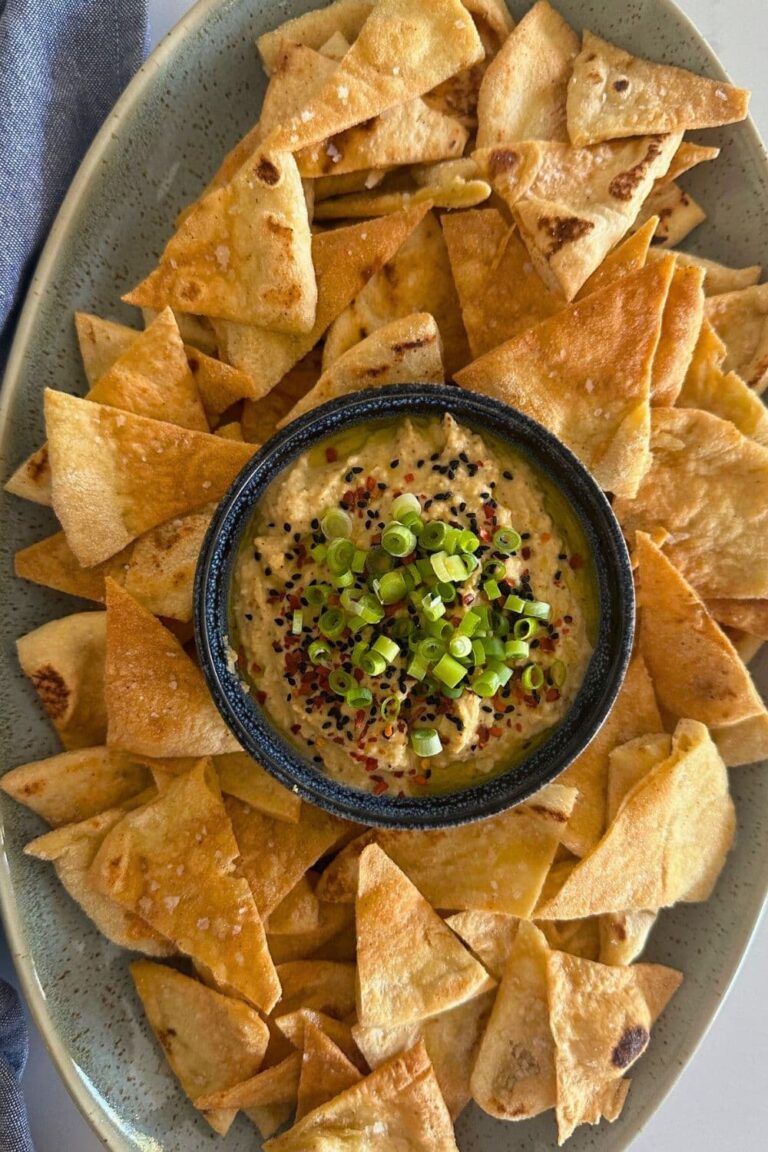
[0,1,766,1149]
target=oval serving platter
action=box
[0,1,766,1150]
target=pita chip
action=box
[257,0,373,73]
[677,321,768,445]
[0,746,151,828]
[91,760,280,1011]
[707,598,768,641]
[649,248,761,297]
[576,214,657,296]
[356,844,494,1028]
[711,712,768,768]
[194,1052,302,1113]
[74,312,139,385]
[276,960,357,1020]
[477,1,579,148]
[268,907,353,965]
[14,531,123,604]
[567,30,749,146]
[131,960,269,1135]
[125,149,316,334]
[445,910,519,981]
[456,259,674,496]
[25,802,174,956]
[536,719,735,919]
[548,950,682,1143]
[470,921,555,1121]
[635,532,766,727]
[651,263,705,405]
[614,407,768,599]
[706,282,768,392]
[278,313,443,427]
[266,0,484,155]
[17,611,106,750]
[213,203,430,396]
[322,212,470,376]
[105,580,239,756]
[275,1011,364,1071]
[214,752,301,823]
[186,347,261,418]
[241,348,322,441]
[45,389,252,565]
[4,443,54,506]
[313,167,491,220]
[317,787,575,915]
[226,796,351,917]
[635,180,706,248]
[475,134,680,300]
[263,1041,459,1152]
[296,1021,363,1119]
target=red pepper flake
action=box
[515,721,523,732]
[479,527,491,543]
[353,667,364,682]
[341,489,355,506]
[538,636,555,653]
[325,446,338,463]
[384,603,399,617]
[290,723,301,735]
[478,724,490,744]
[490,726,503,738]
[540,532,551,543]
[373,780,389,795]
[546,688,561,703]
[404,472,415,483]
[569,553,584,570]
[521,546,531,560]
[366,475,376,491]
[255,690,267,705]
[413,775,428,786]
[482,502,495,522]
[462,593,475,606]
[249,661,262,675]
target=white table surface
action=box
[2,0,767,1148]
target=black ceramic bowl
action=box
[195,386,634,829]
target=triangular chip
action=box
[263,1041,459,1152]
[185,346,261,418]
[268,906,354,965]
[456,259,674,496]
[45,389,252,565]
[74,312,139,385]
[477,0,579,147]
[296,1021,363,1119]
[649,248,761,297]
[213,203,430,396]
[266,0,484,155]
[566,30,749,146]
[706,282,768,391]
[278,313,443,427]
[91,760,280,1010]
[131,960,269,1135]
[317,786,575,915]
[15,531,122,604]
[226,796,351,917]
[215,752,301,822]
[711,712,768,768]
[650,264,705,405]
[706,598,768,640]
[124,149,316,333]
[312,170,491,220]
[276,1011,365,1072]
[677,321,768,444]
[445,910,519,981]
[656,141,720,187]
[536,719,735,919]
[4,443,54,506]
[576,214,657,297]
[547,950,682,1143]
[25,802,173,956]
[356,844,494,1028]
[257,0,373,74]
[635,532,765,727]
[194,1052,301,1113]
[104,580,238,756]
[614,407,768,598]
[635,180,706,248]
[475,134,680,300]
[276,960,357,1020]
[241,348,323,441]
[0,745,151,828]
[17,611,107,750]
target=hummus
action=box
[231,415,595,797]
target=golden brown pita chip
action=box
[475,134,680,300]
[0,745,151,828]
[17,611,106,750]
[444,911,519,981]
[313,169,388,200]
[4,443,53,506]
[262,43,337,134]
[131,960,269,1135]
[657,141,720,187]
[240,349,323,442]
[25,802,174,955]
[278,313,443,427]
[45,389,252,565]
[75,312,139,385]
[276,1010,364,1070]
[196,1052,302,1112]
[677,325,768,445]
[276,960,357,1019]
[312,174,490,219]
[539,917,600,961]
[104,580,239,756]
[14,531,122,603]
[356,844,494,1028]
[567,30,749,146]
[266,0,484,155]
[227,797,351,918]
[706,282,768,391]
[125,149,316,334]
[547,951,682,1144]
[470,921,555,1121]
[635,180,706,248]
[263,1040,459,1152]
[268,907,355,965]
[317,786,575,915]
[457,259,674,496]
[711,712,768,767]
[215,752,301,822]
[186,346,260,418]
[296,1021,363,1119]
[318,30,352,59]
[576,215,657,297]
[635,533,766,727]
[91,760,280,1010]
[649,248,761,296]
[614,407,768,599]
[651,264,705,406]
[142,308,219,355]
[257,0,372,73]
[707,598,768,640]
[324,213,471,377]
[537,719,735,919]
[477,1,579,147]
[213,203,430,396]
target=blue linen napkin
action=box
[0,1,148,1146]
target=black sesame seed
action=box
[389,459,399,469]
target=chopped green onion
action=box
[443,555,469,581]
[429,551,451,582]
[305,583,331,607]
[487,659,513,687]
[523,599,551,621]
[550,659,567,687]
[482,558,506,579]
[376,569,409,604]
[443,526,462,555]
[351,641,369,667]
[310,542,328,563]
[372,635,399,663]
[472,669,501,697]
[483,579,502,601]
[329,669,353,696]
[291,610,303,634]
[416,557,434,579]
[504,594,527,614]
[351,548,368,574]
[392,616,415,640]
[492,611,510,637]
[522,664,545,692]
[440,683,465,699]
[457,529,480,553]
[321,508,352,540]
[505,639,530,661]
[318,608,346,639]
[407,654,429,681]
[308,639,331,665]
[380,695,401,721]
[411,727,443,757]
[402,563,422,589]
[514,617,539,641]
[433,652,468,688]
[421,593,446,622]
[392,493,421,522]
[425,618,453,640]
[418,637,445,662]
[493,526,522,554]
[346,685,373,709]
[462,553,480,575]
[483,636,505,661]
[471,638,486,666]
[334,570,355,589]
[449,634,472,659]
[402,513,424,535]
[458,610,481,637]
[382,522,417,557]
[436,581,458,603]
[327,537,355,575]
[360,650,387,676]
[366,548,394,577]
[419,521,447,551]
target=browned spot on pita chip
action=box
[576,215,658,297]
[635,180,706,248]
[295,1021,363,1119]
[4,443,53,506]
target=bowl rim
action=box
[194,384,635,829]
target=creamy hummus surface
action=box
[231,415,595,797]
